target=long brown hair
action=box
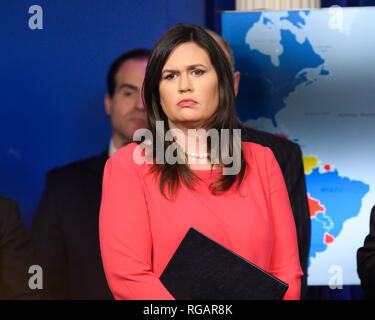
[142,23,247,199]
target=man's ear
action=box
[104,93,112,116]
[234,71,240,97]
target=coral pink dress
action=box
[99,142,303,300]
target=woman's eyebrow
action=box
[161,69,178,75]
[161,64,208,74]
[186,64,207,70]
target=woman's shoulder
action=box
[110,142,138,162]
[242,141,275,160]
[108,142,151,170]
[241,141,279,176]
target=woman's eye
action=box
[164,73,176,80]
[192,69,205,76]
[124,91,134,97]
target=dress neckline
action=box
[190,166,223,178]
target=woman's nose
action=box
[178,73,193,93]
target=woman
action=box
[99,24,303,300]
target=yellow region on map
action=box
[303,156,319,174]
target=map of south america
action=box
[304,156,370,266]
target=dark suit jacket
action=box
[240,124,311,299]
[31,151,113,299]
[357,205,375,299]
[0,196,40,299]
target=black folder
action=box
[160,227,288,300]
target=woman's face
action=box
[159,42,219,131]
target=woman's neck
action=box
[171,127,208,154]
[169,126,222,169]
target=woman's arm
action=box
[99,145,174,300]
[264,147,303,300]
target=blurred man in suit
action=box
[357,205,375,299]
[31,49,151,299]
[207,29,311,299]
[0,195,40,299]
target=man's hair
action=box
[106,49,151,97]
[142,23,246,199]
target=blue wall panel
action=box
[0,0,206,229]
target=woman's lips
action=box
[178,99,198,107]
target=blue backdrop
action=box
[0,0,209,230]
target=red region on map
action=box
[307,193,325,218]
[324,233,335,244]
